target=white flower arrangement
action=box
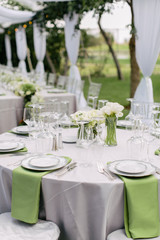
[100,102,124,118]
[70,109,104,127]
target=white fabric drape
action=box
[0,6,35,28]
[133,0,160,102]
[33,23,46,76]
[5,34,12,67]
[15,26,27,75]
[64,13,87,109]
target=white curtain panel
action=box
[33,23,46,76]
[15,26,27,75]
[64,13,87,108]
[133,0,160,102]
[5,34,12,67]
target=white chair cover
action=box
[33,23,46,76]
[15,26,27,75]
[0,212,60,240]
[107,229,160,240]
[5,34,12,68]
[64,13,87,109]
[133,0,160,103]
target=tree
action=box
[126,0,140,97]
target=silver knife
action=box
[55,162,77,176]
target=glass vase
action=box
[76,121,95,148]
[105,117,117,146]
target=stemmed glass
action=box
[125,98,134,121]
[98,100,108,109]
[76,120,89,148]
[92,116,104,145]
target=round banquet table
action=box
[0,129,160,240]
[0,88,77,134]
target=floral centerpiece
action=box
[70,109,104,144]
[0,71,44,107]
[100,102,124,146]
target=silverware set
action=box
[97,160,116,181]
[55,162,77,176]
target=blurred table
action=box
[0,89,24,134]
[41,89,77,115]
[0,129,160,240]
[0,88,77,134]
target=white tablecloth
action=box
[0,89,77,134]
[0,129,160,240]
[0,90,24,134]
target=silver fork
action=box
[97,161,115,180]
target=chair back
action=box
[57,75,68,89]
[87,82,102,108]
[48,73,56,86]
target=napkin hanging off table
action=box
[120,175,159,239]
[11,157,71,224]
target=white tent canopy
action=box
[0,5,35,28]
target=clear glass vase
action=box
[104,117,117,146]
[76,121,95,148]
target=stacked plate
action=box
[117,120,133,129]
[47,89,66,93]
[106,159,155,177]
[11,126,35,135]
[22,154,68,171]
[0,141,25,153]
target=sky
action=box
[80,2,131,43]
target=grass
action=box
[77,42,160,119]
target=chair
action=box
[107,229,160,240]
[87,82,102,109]
[56,75,68,89]
[0,212,60,240]
[48,73,56,86]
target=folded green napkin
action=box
[155,149,160,155]
[120,175,159,239]
[8,130,28,136]
[0,93,6,96]
[11,156,71,224]
[0,147,27,154]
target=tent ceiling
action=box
[0,5,35,28]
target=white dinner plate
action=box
[0,142,25,153]
[63,136,77,143]
[22,155,68,171]
[0,141,18,150]
[117,120,133,128]
[115,160,147,174]
[11,126,33,135]
[15,126,32,133]
[107,159,155,177]
[29,156,60,168]
[47,89,66,93]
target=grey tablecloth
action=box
[0,129,160,240]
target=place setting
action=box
[106,159,156,178]
[0,140,26,154]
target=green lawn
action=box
[76,43,160,119]
[78,43,160,115]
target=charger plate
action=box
[22,155,68,171]
[107,159,155,177]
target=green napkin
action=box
[0,147,27,154]
[8,130,28,136]
[0,93,6,96]
[155,149,160,155]
[11,156,71,224]
[120,175,159,239]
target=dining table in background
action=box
[0,129,160,240]
[0,88,77,134]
